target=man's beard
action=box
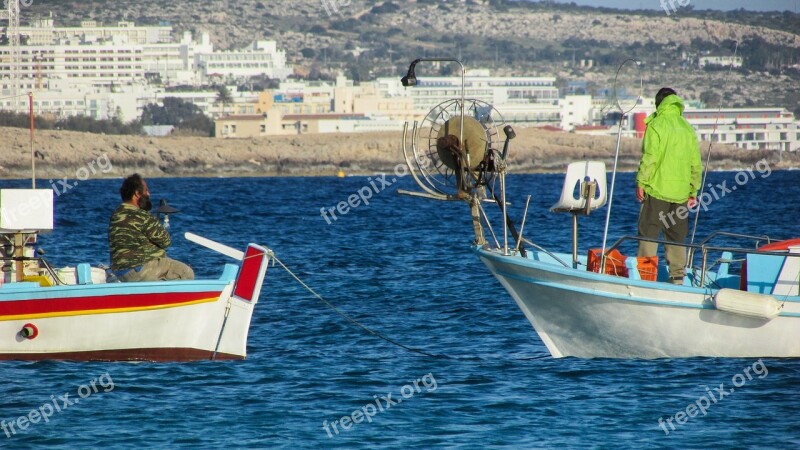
[139,194,153,211]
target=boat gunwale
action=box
[474,246,800,308]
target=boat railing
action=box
[0,255,65,285]
[603,235,799,288]
[695,231,774,248]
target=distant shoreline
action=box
[2,166,800,181]
[0,127,796,180]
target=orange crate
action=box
[588,249,628,277]
[588,249,659,282]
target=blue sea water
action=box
[1,169,799,448]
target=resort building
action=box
[195,41,292,83]
[0,18,291,98]
[686,108,800,152]
[599,103,800,152]
[376,70,561,125]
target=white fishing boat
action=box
[398,58,800,359]
[0,188,270,362]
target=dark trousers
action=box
[637,195,689,280]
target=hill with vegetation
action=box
[23,0,800,116]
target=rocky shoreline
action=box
[0,127,796,180]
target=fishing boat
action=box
[398,58,800,359]
[0,187,270,361]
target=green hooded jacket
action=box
[636,95,702,204]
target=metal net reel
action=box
[405,99,505,198]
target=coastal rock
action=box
[0,126,796,179]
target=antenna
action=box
[599,59,643,272]
[686,41,741,269]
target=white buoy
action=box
[714,288,782,320]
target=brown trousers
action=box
[119,256,194,282]
[637,195,688,280]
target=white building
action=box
[0,24,213,91]
[195,40,293,83]
[378,70,562,126]
[19,18,172,46]
[599,101,800,152]
[686,108,800,152]
[0,78,159,121]
[0,19,289,99]
[699,56,744,69]
[559,95,594,131]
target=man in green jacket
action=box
[636,88,702,284]
[108,174,194,282]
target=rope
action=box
[270,254,445,358]
[269,252,551,362]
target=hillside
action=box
[22,0,800,112]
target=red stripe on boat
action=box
[0,291,221,317]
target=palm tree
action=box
[215,85,233,117]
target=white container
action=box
[56,266,107,285]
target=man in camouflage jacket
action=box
[108,174,194,282]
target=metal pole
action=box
[501,171,508,255]
[572,213,579,269]
[459,63,467,174]
[29,92,35,188]
[515,195,532,254]
[600,124,624,272]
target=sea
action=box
[1,168,799,448]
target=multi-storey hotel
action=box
[377,70,562,125]
[687,108,800,152]
[0,18,292,115]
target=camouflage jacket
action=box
[109,203,171,271]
